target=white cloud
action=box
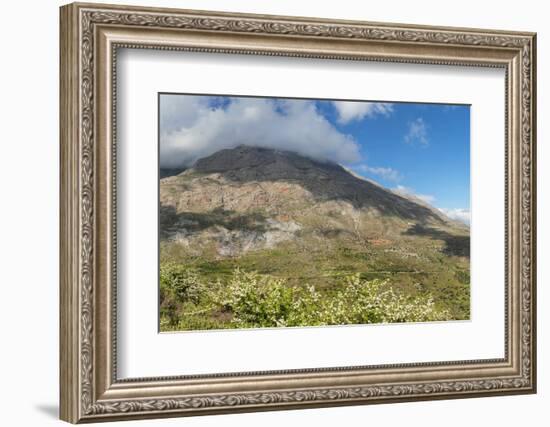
[404,117,429,146]
[392,185,435,205]
[332,101,393,124]
[439,208,470,225]
[160,96,362,168]
[160,94,207,133]
[356,164,401,183]
[392,185,470,225]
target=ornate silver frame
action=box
[60,2,537,423]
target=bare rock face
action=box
[160,145,465,257]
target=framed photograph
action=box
[60,2,537,423]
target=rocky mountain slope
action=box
[160,145,466,257]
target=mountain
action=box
[160,145,470,318]
[160,145,464,250]
[160,167,187,179]
[160,146,470,319]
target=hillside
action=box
[159,145,470,330]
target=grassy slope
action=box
[160,220,470,330]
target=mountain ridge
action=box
[166,145,458,226]
[160,145,467,258]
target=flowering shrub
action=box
[160,262,203,303]
[160,264,451,331]
[333,274,449,323]
[222,269,295,327]
[222,270,449,327]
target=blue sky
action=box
[160,94,470,223]
[332,102,470,212]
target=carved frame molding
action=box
[60,2,536,423]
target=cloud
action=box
[355,164,402,183]
[439,208,470,225]
[392,185,470,225]
[404,117,429,146]
[160,94,207,133]
[332,101,393,124]
[392,185,435,205]
[160,96,362,168]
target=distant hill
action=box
[160,167,187,179]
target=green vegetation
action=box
[160,262,453,331]
[160,231,471,331]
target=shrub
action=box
[328,274,450,324]
[160,262,203,303]
[220,270,450,328]
[222,269,295,328]
[159,263,451,330]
